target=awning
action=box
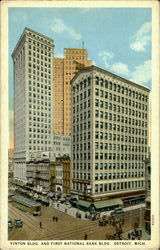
[13,181,25,187]
[43,199,50,204]
[47,192,54,198]
[145,196,151,202]
[59,197,66,202]
[76,200,91,208]
[70,195,78,200]
[94,198,123,209]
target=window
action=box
[95,184,98,192]
[95,99,99,107]
[100,90,103,97]
[105,80,108,88]
[95,88,99,96]
[95,110,99,117]
[95,77,99,85]
[109,82,112,90]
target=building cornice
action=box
[12,27,54,58]
[71,65,150,92]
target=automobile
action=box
[8,217,13,229]
[14,218,23,228]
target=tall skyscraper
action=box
[54,48,92,136]
[71,66,150,202]
[12,28,54,183]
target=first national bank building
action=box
[71,66,150,203]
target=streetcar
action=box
[12,195,41,215]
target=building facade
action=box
[144,156,151,235]
[62,155,71,195]
[8,149,14,182]
[71,66,150,202]
[53,133,71,159]
[26,160,55,193]
[54,49,92,136]
[12,28,54,183]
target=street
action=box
[8,203,145,240]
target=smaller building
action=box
[8,149,14,182]
[55,163,63,194]
[144,155,151,235]
[62,155,71,195]
[26,160,55,193]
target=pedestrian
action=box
[84,232,88,240]
[53,216,55,222]
[40,221,42,228]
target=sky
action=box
[8,7,152,148]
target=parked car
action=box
[14,218,23,228]
[8,217,13,229]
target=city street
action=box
[8,203,145,240]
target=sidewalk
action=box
[122,227,151,240]
[51,201,88,220]
[50,200,145,221]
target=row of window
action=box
[28,55,51,66]
[72,131,147,144]
[73,142,147,153]
[94,180,144,193]
[28,63,51,74]
[29,128,51,133]
[27,31,52,46]
[73,152,146,161]
[73,162,144,171]
[95,171,144,180]
[95,120,148,130]
[73,172,90,179]
[95,131,147,143]
[29,133,48,138]
[95,76,148,101]
[29,140,50,144]
[73,119,147,133]
[29,92,51,98]
[28,68,51,78]
[28,78,51,85]
[28,111,51,117]
[72,78,91,92]
[72,180,144,193]
[28,44,51,56]
[28,50,51,62]
[95,98,147,111]
[29,146,50,151]
[73,89,91,103]
[95,108,147,118]
[73,99,91,112]
[95,143,147,152]
[29,104,51,112]
[29,98,51,106]
[94,162,144,170]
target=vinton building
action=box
[71,66,150,202]
[12,28,54,183]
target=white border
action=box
[0,1,159,249]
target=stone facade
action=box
[71,65,150,201]
[12,28,54,182]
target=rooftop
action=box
[71,65,150,92]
